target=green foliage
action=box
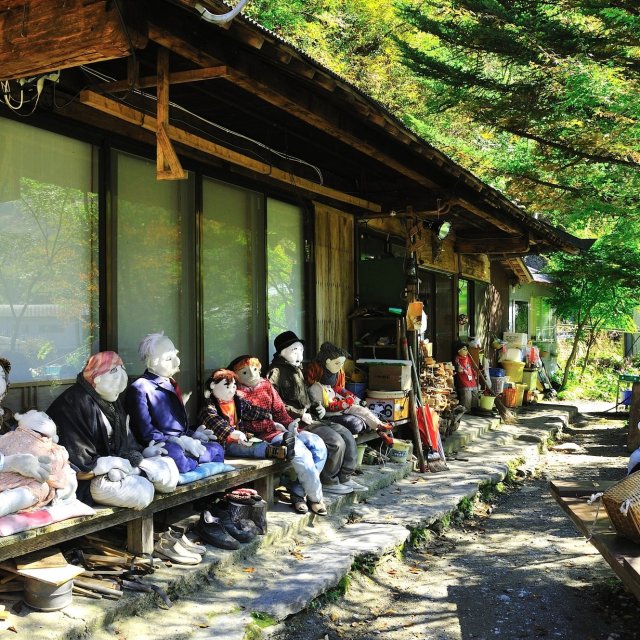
[250,611,277,628]
[351,553,378,575]
[246,1,640,232]
[308,574,351,609]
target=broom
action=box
[468,353,518,424]
[408,345,449,472]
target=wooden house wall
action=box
[314,202,354,349]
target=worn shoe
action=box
[309,500,327,516]
[322,482,354,495]
[265,444,288,460]
[343,477,368,492]
[291,496,309,514]
[196,511,241,550]
[154,536,202,565]
[282,431,296,461]
[210,506,259,543]
[164,528,207,554]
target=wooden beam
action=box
[453,198,521,234]
[95,66,228,93]
[156,48,187,180]
[456,234,529,254]
[0,0,144,80]
[147,24,440,191]
[79,90,380,212]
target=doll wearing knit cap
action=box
[47,351,179,509]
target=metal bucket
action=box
[24,577,73,612]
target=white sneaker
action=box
[154,536,202,565]
[166,529,207,555]
[322,483,354,495]
[343,478,368,492]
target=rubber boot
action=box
[249,498,268,535]
[227,499,251,524]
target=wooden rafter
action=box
[456,234,530,255]
[146,24,524,231]
[94,65,228,93]
[78,90,381,212]
[156,48,186,180]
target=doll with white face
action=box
[266,331,365,497]
[197,368,292,462]
[0,358,16,434]
[230,355,328,515]
[126,333,224,474]
[306,342,394,442]
[0,410,76,517]
[454,342,479,409]
[48,351,179,509]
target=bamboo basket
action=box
[602,471,640,543]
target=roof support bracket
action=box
[156,47,186,180]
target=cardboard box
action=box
[365,392,410,422]
[503,332,528,347]
[366,361,412,391]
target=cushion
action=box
[177,461,235,485]
[0,499,96,537]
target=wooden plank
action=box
[628,381,640,452]
[94,66,228,94]
[156,47,187,180]
[0,0,142,80]
[79,90,380,211]
[0,459,286,563]
[549,480,613,497]
[456,235,529,255]
[551,487,640,601]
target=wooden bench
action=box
[550,480,640,600]
[0,427,395,564]
[0,458,287,563]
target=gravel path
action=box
[271,412,638,640]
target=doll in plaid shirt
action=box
[197,369,294,461]
[229,356,328,516]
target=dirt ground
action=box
[271,412,639,640]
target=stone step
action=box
[9,403,575,640]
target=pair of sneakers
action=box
[323,477,368,495]
[154,528,206,565]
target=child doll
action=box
[197,369,295,462]
[306,342,394,444]
[454,342,479,410]
[229,355,328,515]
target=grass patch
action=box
[250,611,277,628]
[308,575,351,610]
[351,553,378,575]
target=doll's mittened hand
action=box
[315,405,326,419]
[3,453,53,482]
[179,435,206,457]
[300,412,313,425]
[168,435,186,450]
[107,468,127,482]
[93,456,133,476]
[193,425,215,442]
[143,440,168,458]
[229,430,247,442]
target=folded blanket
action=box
[0,499,96,537]
[177,461,235,485]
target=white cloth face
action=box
[147,337,180,378]
[280,342,304,367]
[235,364,261,388]
[94,366,128,402]
[212,378,236,402]
[325,356,346,374]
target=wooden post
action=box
[628,381,640,452]
[253,473,275,505]
[127,517,154,556]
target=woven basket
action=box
[602,471,640,543]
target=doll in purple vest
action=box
[125,333,224,473]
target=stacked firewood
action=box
[421,360,458,413]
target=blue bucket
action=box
[489,367,505,378]
[622,389,633,406]
[346,382,367,399]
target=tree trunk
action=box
[579,328,598,382]
[561,324,586,390]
